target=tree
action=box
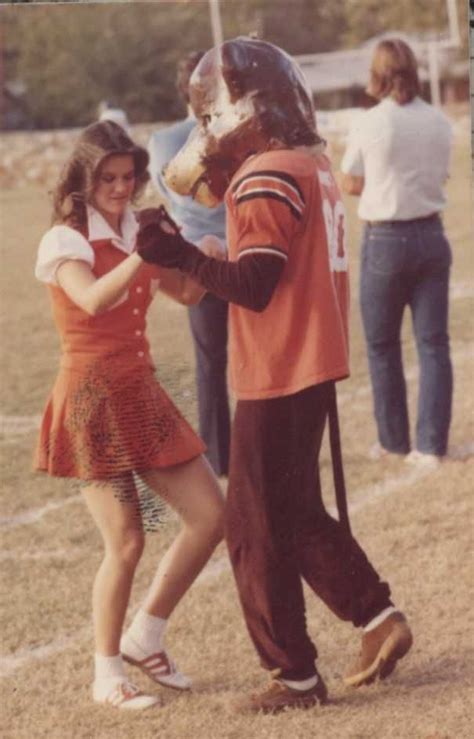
[341,0,469,53]
[2,0,469,130]
[3,2,214,129]
[219,0,348,55]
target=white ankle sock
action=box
[126,610,167,653]
[94,653,125,683]
[364,606,399,632]
[281,674,318,691]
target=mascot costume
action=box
[136,37,413,713]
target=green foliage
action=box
[2,0,469,130]
[4,2,214,129]
[219,0,348,54]
[341,0,446,45]
[341,0,468,49]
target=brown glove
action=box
[136,206,192,267]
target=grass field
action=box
[1,130,473,739]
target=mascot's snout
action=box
[164,36,322,207]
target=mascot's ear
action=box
[221,40,250,102]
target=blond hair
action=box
[367,39,420,105]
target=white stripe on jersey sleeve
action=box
[237,246,288,261]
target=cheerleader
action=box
[34,120,224,709]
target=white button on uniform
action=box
[133,308,139,315]
[135,329,142,336]
[136,286,143,293]
[138,351,144,358]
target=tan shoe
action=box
[344,612,413,687]
[236,673,328,714]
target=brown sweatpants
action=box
[226,381,393,681]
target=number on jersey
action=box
[321,197,348,272]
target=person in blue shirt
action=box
[147,51,231,477]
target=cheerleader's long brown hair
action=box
[51,120,150,229]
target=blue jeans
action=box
[360,215,452,456]
[188,292,231,475]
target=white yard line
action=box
[0,628,90,678]
[0,495,81,529]
[450,281,474,300]
[195,555,231,584]
[0,547,75,563]
[0,414,42,435]
[332,441,473,519]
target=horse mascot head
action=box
[164,36,322,206]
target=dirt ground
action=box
[0,121,473,739]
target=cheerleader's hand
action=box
[136,206,191,268]
[197,234,227,261]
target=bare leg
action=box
[139,455,224,617]
[82,475,144,655]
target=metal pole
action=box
[428,41,441,107]
[208,0,224,47]
[446,0,461,47]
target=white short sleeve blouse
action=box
[35,206,139,285]
[35,226,95,285]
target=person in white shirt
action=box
[340,38,453,466]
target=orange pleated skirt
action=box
[34,354,205,481]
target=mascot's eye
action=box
[201,114,212,127]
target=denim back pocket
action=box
[421,228,452,270]
[364,232,409,275]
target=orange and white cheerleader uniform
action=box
[34,205,205,483]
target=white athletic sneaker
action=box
[121,632,192,690]
[369,442,389,460]
[404,450,441,469]
[93,678,159,710]
[368,443,405,461]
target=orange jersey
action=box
[224,148,350,400]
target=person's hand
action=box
[198,235,227,261]
[136,206,190,268]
